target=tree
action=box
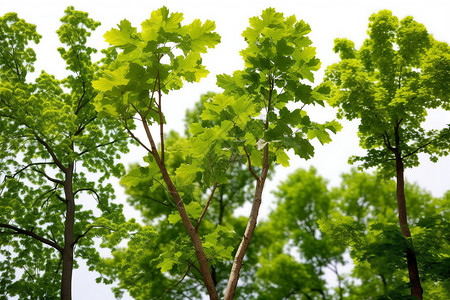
[99,94,269,299]
[250,167,449,300]
[325,10,450,299]
[319,170,450,299]
[93,7,339,299]
[0,8,131,299]
[254,167,344,300]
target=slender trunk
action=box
[159,155,218,299]
[224,146,269,300]
[333,263,343,300]
[378,274,388,295]
[61,163,75,300]
[394,152,423,299]
[218,189,224,226]
[141,118,218,299]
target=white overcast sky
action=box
[1,0,449,299]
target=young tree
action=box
[0,8,130,299]
[325,10,449,299]
[93,7,339,299]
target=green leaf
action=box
[185,201,203,219]
[157,258,175,273]
[104,19,136,46]
[168,213,181,224]
[276,149,290,167]
[175,163,202,186]
[182,19,220,53]
[92,65,129,91]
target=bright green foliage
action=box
[0,7,130,298]
[251,168,344,299]
[93,6,220,120]
[237,167,450,300]
[197,7,340,174]
[94,7,340,297]
[326,10,450,174]
[93,8,338,298]
[318,171,450,299]
[102,96,258,299]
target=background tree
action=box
[252,167,343,300]
[0,8,131,299]
[325,10,450,299]
[319,170,449,299]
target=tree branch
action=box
[74,114,97,136]
[243,146,260,181]
[195,182,218,231]
[402,140,433,160]
[34,134,68,173]
[31,168,64,185]
[0,223,63,253]
[76,139,118,157]
[9,162,56,179]
[383,130,395,152]
[71,226,94,247]
[157,70,165,166]
[123,117,152,153]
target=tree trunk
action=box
[61,163,75,300]
[141,116,219,299]
[224,146,269,300]
[395,154,423,300]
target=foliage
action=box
[2,5,448,300]
[93,7,339,299]
[318,171,450,299]
[325,10,449,299]
[0,7,130,299]
[326,10,449,174]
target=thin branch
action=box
[157,70,165,166]
[34,135,68,173]
[145,195,172,207]
[74,114,97,136]
[71,226,94,247]
[23,266,35,281]
[10,162,55,179]
[75,80,87,115]
[74,188,99,199]
[159,266,191,300]
[243,146,260,181]
[31,168,64,185]
[76,139,118,157]
[124,117,152,153]
[143,70,159,119]
[0,223,63,253]
[56,257,63,274]
[71,224,117,247]
[402,141,433,160]
[55,194,67,204]
[195,182,218,231]
[32,184,58,207]
[383,131,395,152]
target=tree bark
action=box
[141,118,219,300]
[61,163,75,300]
[224,145,269,300]
[394,152,423,300]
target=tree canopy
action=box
[325,9,449,299]
[0,5,448,300]
[0,7,133,300]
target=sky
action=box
[1,0,449,299]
